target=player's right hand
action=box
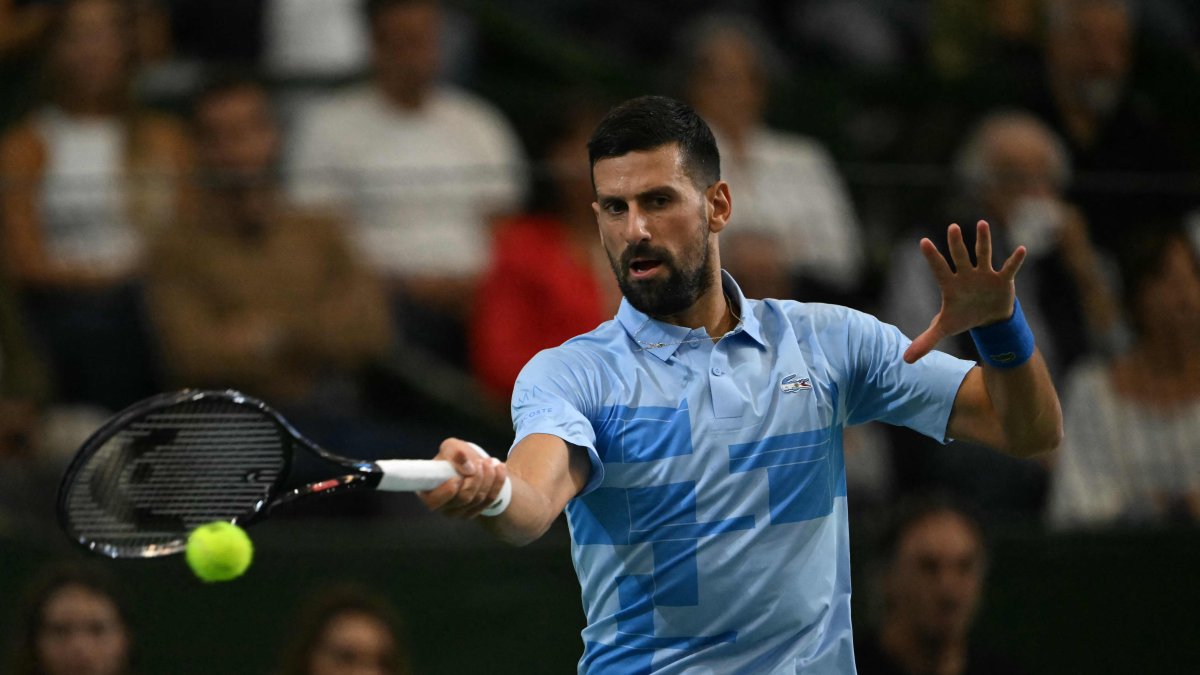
[418,438,509,518]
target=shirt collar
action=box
[617,270,766,362]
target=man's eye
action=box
[606,203,626,215]
[650,195,670,207]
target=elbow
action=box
[1010,420,1064,459]
[493,519,552,548]
[497,531,539,547]
[1024,431,1063,459]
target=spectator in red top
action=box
[469,95,620,401]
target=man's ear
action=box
[707,180,732,233]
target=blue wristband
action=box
[969,298,1034,369]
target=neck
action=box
[206,185,277,239]
[881,620,967,675]
[1134,339,1176,373]
[56,96,121,119]
[1133,334,1200,379]
[655,273,737,340]
[378,79,428,112]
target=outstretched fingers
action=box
[946,223,972,272]
[919,237,953,285]
[998,245,1028,282]
[974,220,993,269]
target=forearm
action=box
[980,351,1063,458]
[478,474,563,546]
[421,434,588,545]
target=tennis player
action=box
[419,95,1062,674]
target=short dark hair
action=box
[275,584,413,675]
[7,560,136,675]
[1117,218,1200,334]
[587,95,720,190]
[880,493,986,565]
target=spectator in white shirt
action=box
[1048,224,1200,528]
[680,12,867,302]
[288,0,527,364]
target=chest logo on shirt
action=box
[780,373,812,393]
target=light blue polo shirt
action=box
[510,271,974,674]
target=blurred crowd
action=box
[4,559,415,675]
[1,0,1198,536]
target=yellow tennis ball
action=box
[185,521,253,582]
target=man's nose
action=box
[621,205,651,244]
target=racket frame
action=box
[56,389,387,558]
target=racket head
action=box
[56,389,373,559]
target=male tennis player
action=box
[419,96,1062,674]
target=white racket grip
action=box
[374,451,512,517]
[375,460,458,492]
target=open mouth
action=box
[629,259,663,279]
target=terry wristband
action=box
[969,298,1035,369]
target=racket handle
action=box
[374,457,512,517]
[375,460,458,491]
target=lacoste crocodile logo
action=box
[780,374,812,393]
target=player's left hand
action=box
[904,220,1026,363]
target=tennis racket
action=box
[57,389,511,559]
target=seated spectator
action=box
[1028,0,1193,253]
[288,0,527,366]
[469,95,619,402]
[1048,224,1200,528]
[0,0,192,412]
[926,0,1043,83]
[881,110,1121,520]
[146,72,393,419]
[680,12,867,302]
[275,584,413,675]
[4,560,135,675]
[855,494,1030,675]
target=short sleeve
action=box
[839,309,975,443]
[510,348,605,495]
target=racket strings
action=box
[62,399,288,557]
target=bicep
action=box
[506,432,591,515]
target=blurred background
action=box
[1,0,1198,673]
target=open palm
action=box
[903,220,1027,364]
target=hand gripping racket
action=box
[56,389,511,558]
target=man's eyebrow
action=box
[597,185,678,202]
[637,185,679,198]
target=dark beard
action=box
[609,233,714,318]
